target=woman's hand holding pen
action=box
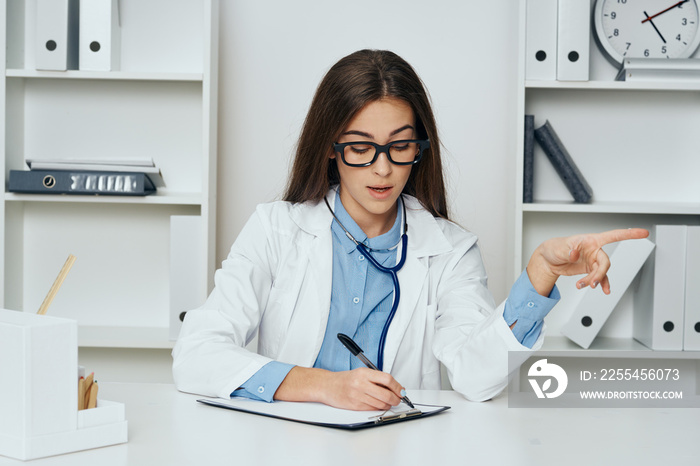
[274,366,404,411]
[526,228,650,297]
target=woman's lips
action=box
[367,185,393,199]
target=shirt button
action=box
[359,255,365,261]
[353,297,360,304]
[257,386,265,394]
[527,302,535,308]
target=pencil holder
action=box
[0,309,127,460]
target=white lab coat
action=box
[172,188,544,401]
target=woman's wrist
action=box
[274,366,330,404]
[526,244,559,297]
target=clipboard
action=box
[197,397,450,430]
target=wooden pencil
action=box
[37,254,76,315]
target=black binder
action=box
[534,120,593,203]
[9,170,156,196]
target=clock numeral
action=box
[617,0,627,4]
[677,34,682,41]
[644,49,650,57]
[662,46,667,54]
[611,11,617,19]
[683,18,688,26]
[614,28,620,36]
[626,42,631,50]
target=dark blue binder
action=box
[9,170,156,196]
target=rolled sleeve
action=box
[231,361,295,402]
[503,269,560,348]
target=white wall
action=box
[217,0,520,303]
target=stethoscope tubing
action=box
[356,232,407,371]
[324,194,408,372]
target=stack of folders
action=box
[523,116,593,204]
[525,0,590,81]
[634,225,700,351]
[9,158,164,196]
[616,58,700,83]
[561,226,700,351]
[35,0,120,72]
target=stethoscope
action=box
[324,195,408,371]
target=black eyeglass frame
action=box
[332,139,430,167]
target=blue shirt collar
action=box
[331,190,403,254]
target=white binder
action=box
[525,0,558,81]
[561,238,654,349]
[169,216,208,340]
[634,225,686,350]
[79,0,121,71]
[556,0,590,81]
[35,0,79,70]
[683,226,700,350]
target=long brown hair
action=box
[283,50,448,220]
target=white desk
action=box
[0,383,698,466]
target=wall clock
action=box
[593,0,700,65]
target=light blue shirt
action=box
[232,194,559,402]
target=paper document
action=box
[197,397,449,430]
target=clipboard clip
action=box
[369,408,422,423]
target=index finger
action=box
[367,370,404,397]
[595,228,649,246]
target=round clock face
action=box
[594,0,700,64]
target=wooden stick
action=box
[37,254,76,315]
[78,376,86,411]
[87,382,98,409]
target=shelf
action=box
[523,201,700,215]
[526,79,700,91]
[6,69,203,82]
[539,337,700,359]
[78,326,174,349]
[5,191,203,206]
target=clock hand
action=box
[641,0,689,24]
[644,11,667,44]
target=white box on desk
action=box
[0,309,127,461]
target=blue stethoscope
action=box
[324,195,408,371]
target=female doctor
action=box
[172,50,648,411]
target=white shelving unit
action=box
[514,0,700,353]
[1,0,218,349]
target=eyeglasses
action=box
[333,139,430,167]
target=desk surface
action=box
[1,383,698,466]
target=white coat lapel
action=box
[281,193,335,367]
[381,197,453,373]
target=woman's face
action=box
[331,98,416,237]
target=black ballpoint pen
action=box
[337,333,415,408]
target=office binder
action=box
[556,0,590,81]
[26,160,165,188]
[634,225,686,350]
[169,216,207,340]
[9,170,155,196]
[79,0,121,71]
[523,115,535,203]
[197,397,450,430]
[561,238,655,349]
[683,226,700,350]
[534,120,593,203]
[525,0,558,81]
[616,58,700,82]
[35,0,79,70]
